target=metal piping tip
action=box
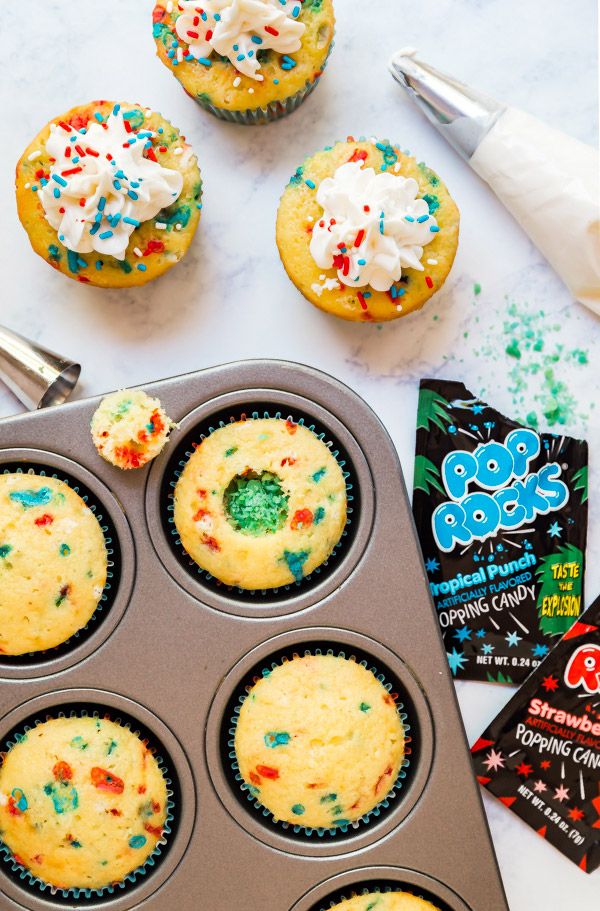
[388,49,506,160]
[0,325,81,412]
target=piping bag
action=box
[389,50,600,316]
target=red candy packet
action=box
[472,594,600,873]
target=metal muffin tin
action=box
[0,359,509,911]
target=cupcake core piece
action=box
[0,474,107,655]
[153,0,335,123]
[173,417,347,589]
[234,654,406,829]
[276,138,460,321]
[0,716,168,891]
[16,101,202,287]
[326,893,441,911]
[91,389,175,470]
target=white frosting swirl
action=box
[39,108,183,260]
[309,161,439,293]
[175,0,305,80]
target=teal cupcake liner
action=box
[0,707,176,902]
[227,647,413,838]
[0,464,119,664]
[165,407,356,598]
[317,883,450,911]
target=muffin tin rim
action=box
[144,388,375,619]
[0,448,136,681]
[0,687,197,911]
[204,627,434,858]
[288,865,474,911]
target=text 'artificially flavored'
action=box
[413,379,589,684]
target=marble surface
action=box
[0,0,598,907]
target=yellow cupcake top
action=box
[91,388,175,470]
[0,716,169,891]
[326,893,441,911]
[0,474,107,656]
[234,654,406,828]
[173,417,347,590]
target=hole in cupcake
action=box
[218,640,421,842]
[160,402,360,604]
[0,462,122,668]
[224,470,289,536]
[0,700,180,904]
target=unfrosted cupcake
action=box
[152,0,335,124]
[16,101,202,287]
[91,389,175,470]
[234,654,406,829]
[326,894,441,911]
[276,138,460,321]
[0,474,107,656]
[173,417,347,589]
[0,716,169,892]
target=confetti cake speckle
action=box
[0,475,107,656]
[234,654,406,828]
[15,101,202,287]
[173,417,347,590]
[0,716,168,891]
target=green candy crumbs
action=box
[0,544,13,559]
[505,339,521,359]
[107,740,118,756]
[283,549,310,582]
[423,193,440,215]
[70,736,88,750]
[264,731,291,748]
[473,282,482,295]
[122,109,145,130]
[313,506,326,525]
[225,472,288,536]
[312,467,326,483]
[59,543,71,557]
[291,803,305,816]
[320,793,338,804]
[359,702,371,713]
[225,446,238,457]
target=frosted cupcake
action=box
[16,101,202,287]
[0,716,168,892]
[91,389,175,470]
[0,474,107,656]
[234,654,406,829]
[326,894,441,911]
[152,0,335,124]
[173,417,347,589]
[276,138,460,321]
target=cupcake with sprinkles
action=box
[0,715,170,893]
[152,0,335,124]
[233,653,407,831]
[15,101,202,287]
[173,416,347,590]
[324,893,441,911]
[91,388,175,470]
[0,474,107,656]
[276,138,460,321]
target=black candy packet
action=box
[471,593,600,874]
[412,379,589,684]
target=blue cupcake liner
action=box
[318,884,443,910]
[0,708,175,901]
[0,465,118,662]
[166,408,355,596]
[228,647,413,838]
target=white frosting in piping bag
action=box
[470,107,600,316]
[309,161,439,293]
[39,109,183,260]
[175,0,305,80]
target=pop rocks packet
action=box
[471,593,600,873]
[413,379,589,684]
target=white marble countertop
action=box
[0,1,598,908]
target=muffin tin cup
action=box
[228,646,413,839]
[0,449,135,680]
[146,388,374,619]
[193,42,334,125]
[206,627,434,858]
[0,690,195,911]
[290,867,474,911]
